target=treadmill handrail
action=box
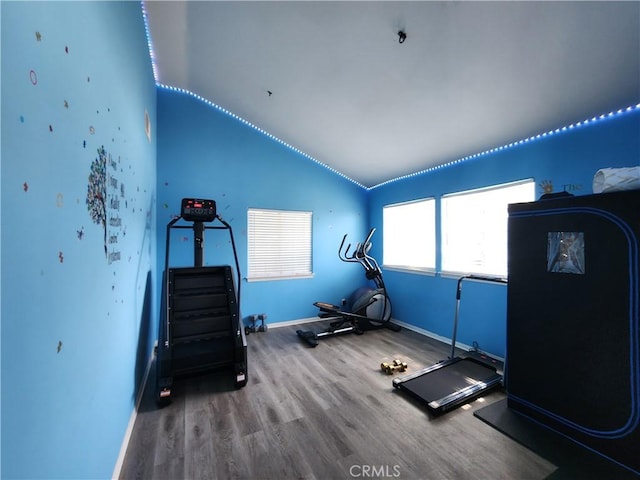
[162,213,244,348]
[450,275,508,359]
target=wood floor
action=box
[119,321,557,480]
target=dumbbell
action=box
[258,313,268,332]
[380,359,408,375]
[385,359,408,374]
[245,314,259,335]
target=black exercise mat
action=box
[474,399,639,480]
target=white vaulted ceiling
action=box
[144,1,640,188]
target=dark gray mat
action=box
[474,398,639,480]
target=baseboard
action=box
[392,319,505,362]
[111,351,154,480]
[269,317,503,361]
[392,318,455,345]
[268,316,478,352]
[268,316,325,328]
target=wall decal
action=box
[561,183,583,192]
[539,180,553,195]
[85,145,125,264]
[144,109,151,142]
[538,180,583,196]
[87,146,107,256]
[110,156,124,259]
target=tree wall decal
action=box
[87,145,107,257]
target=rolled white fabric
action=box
[593,166,640,194]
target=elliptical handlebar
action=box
[338,228,383,283]
[339,229,374,263]
[338,234,357,263]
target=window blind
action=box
[247,208,313,280]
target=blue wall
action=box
[1,2,156,478]
[156,87,369,328]
[1,1,639,478]
[368,108,640,357]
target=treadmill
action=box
[393,275,506,415]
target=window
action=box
[383,198,436,272]
[441,179,534,277]
[247,208,313,281]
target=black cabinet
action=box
[506,190,640,475]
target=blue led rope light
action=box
[140,2,159,82]
[141,3,640,192]
[140,2,364,189]
[156,84,367,189]
[372,103,640,190]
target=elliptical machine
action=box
[297,228,400,347]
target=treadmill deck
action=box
[393,357,502,414]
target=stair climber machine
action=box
[393,275,506,415]
[156,198,247,405]
[297,228,401,347]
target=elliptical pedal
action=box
[296,329,318,347]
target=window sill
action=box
[383,266,436,276]
[246,274,315,282]
[439,271,508,283]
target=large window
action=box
[383,198,436,272]
[441,179,535,277]
[247,208,313,281]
